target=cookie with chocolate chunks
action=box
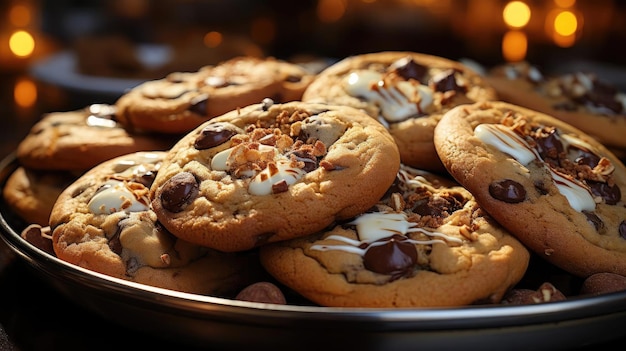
[302,51,497,172]
[485,61,626,150]
[434,101,626,278]
[49,151,261,296]
[16,104,175,171]
[115,56,315,134]
[150,100,401,252]
[259,164,529,308]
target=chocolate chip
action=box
[159,172,199,213]
[389,57,427,82]
[620,221,626,240]
[194,122,237,150]
[188,94,208,116]
[489,179,526,203]
[583,211,604,231]
[363,235,417,279]
[588,180,621,205]
[431,69,467,93]
[534,129,564,163]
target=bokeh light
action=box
[502,30,527,62]
[14,78,37,108]
[554,10,577,36]
[503,1,531,28]
[9,30,35,57]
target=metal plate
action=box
[1,153,625,350]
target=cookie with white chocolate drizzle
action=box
[302,51,497,172]
[49,151,261,296]
[485,61,626,150]
[259,164,529,308]
[434,101,626,278]
[150,100,401,252]
[115,56,315,134]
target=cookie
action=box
[259,165,529,308]
[114,56,315,134]
[434,101,626,278]
[485,61,626,150]
[301,51,497,172]
[150,100,401,252]
[16,104,175,171]
[2,166,78,226]
[49,151,261,296]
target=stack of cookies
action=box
[4,52,626,308]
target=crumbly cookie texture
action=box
[16,104,174,171]
[485,61,626,149]
[259,165,529,308]
[115,56,315,134]
[434,101,626,277]
[50,151,260,296]
[302,51,497,171]
[150,100,401,252]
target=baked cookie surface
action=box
[150,100,401,252]
[301,51,497,171]
[259,165,529,308]
[485,61,626,150]
[114,56,315,134]
[2,166,78,226]
[434,101,626,277]
[50,151,260,295]
[16,104,174,171]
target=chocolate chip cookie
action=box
[16,104,175,171]
[50,151,261,295]
[485,61,626,150]
[434,101,626,278]
[150,100,401,252]
[302,51,497,172]
[259,165,530,307]
[115,56,315,134]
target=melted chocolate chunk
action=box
[588,180,621,205]
[489,179,526,203]
[412,195,462,218]
[619,221,626,240]
[534,129,564,164]
[194,122,237,150]
[108,224,123,255]
[571,146,601,168]
[583,211,604,231]
[363,235,417,279]
[575,78,623,114]
[389,57,427,83]
[159,172,199,213]
[431,69,467,93]
[188,94,208,116]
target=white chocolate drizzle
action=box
[474,123,596,212]
[310,212,462,255]
[343,70,433,123]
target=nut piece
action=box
[502,282,566,305]
[235,282,287,304]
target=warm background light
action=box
[203,31,223,48]
[554,0,576,8]
[14,78,37,108]
[503,1,531,28]
[9,4,32,26]
[554,10,578,36]
[502,30,528,62]
[317,0,347,23]
[9,30,35,57]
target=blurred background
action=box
[1,0,625,158]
